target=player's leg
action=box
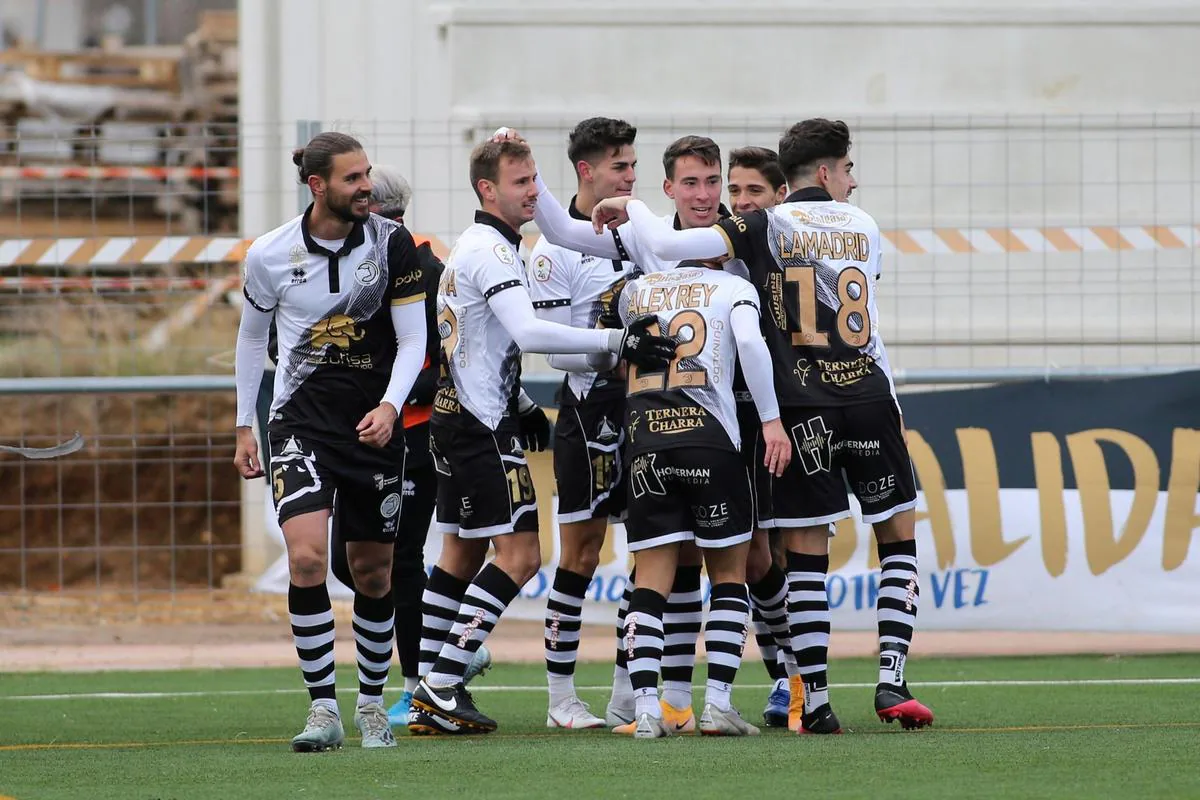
[386,461,436,726]
[614,451,689,739]
[660,542,702,727]
[268,431,344,752]
[843,400,932,729]
[690,449,759,737]
[338,443,408,749]
[415,424,539,733]
[746,528,792,726]
[738,404,792,724]
[775,407,851,735]
[606,566,636,726]
[545,404,619,729]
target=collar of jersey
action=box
[300,203,366,256]
[474,210,522,245]
[784,187,834,203]
[568,196,589,221]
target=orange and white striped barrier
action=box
[0,276,219,292]
[0,166,239,180]
[0,226,1194,275]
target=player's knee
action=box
[289,550,327,585]
[349,555,393,597]
[560,538,601,576]
[745,538,771,584]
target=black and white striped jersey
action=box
[241,207,425,438]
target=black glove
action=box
[618,315,678,371]
[518,404,552,452]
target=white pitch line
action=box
[1,677,1199,702]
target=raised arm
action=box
[625,199,729,261]
[532,174,627,260]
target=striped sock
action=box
[289,582,337,712]
[661,565,702,710]
[427,564,520,687]
[626,587,667,720]
[418,567,469,678]
[876,539,919,687]
[352,591,394,708]
[611,571,635,701]
[545,568,590,706]
[748,563,791,682]
[787,551,831,714]
[703,582,750,712]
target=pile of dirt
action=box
[0,393,242,591]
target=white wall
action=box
[238,0,1200,369]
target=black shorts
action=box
[736,398,773,530]
[553,393,626,524]
[267,426,406,542]
[768,398,918,528]
[624,447,753,552]
[430,415,539,539]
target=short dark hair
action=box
[662,135,721,181]
[291,132,363,183]
[567,117,637,177]
[469,139,533,201]
[778,118,851,185]
[728,146,787,191]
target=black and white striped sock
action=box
[877,539,919,687]
[787,551,831,714]
[626,587,667,720]
[289,582,337,713]
[611,571,635,702]
[545,568,590,705]
[748,563,791,682]
[352,591,394,708]
[418,567,469,679]
[703,582,750,712]
[661,565,702,710]
[426,563,520,687]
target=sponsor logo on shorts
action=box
[373,472,400,491]
[630,453,668,498]
[856,474,897,505]
[403,479,416,497]
[380,492,402,518]
[836,438,881,457]
[792,416,834,475]
[691,501,730,528]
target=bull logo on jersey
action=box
[354,259,380,286]
[792,416,834,475]
[310,314,365,351]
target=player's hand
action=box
[357,402,399,448]
[592,196,632,233]
[490,126,526,144]
[234,426,264,479]
[761,417,792,478]
[618,315,678,370]
[518,404,552,452]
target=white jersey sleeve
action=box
[241,240,279,312]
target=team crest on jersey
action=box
[288,244,307,265]
[532,254,553,282]
[354,259,381,286]
[493,244,516,266]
